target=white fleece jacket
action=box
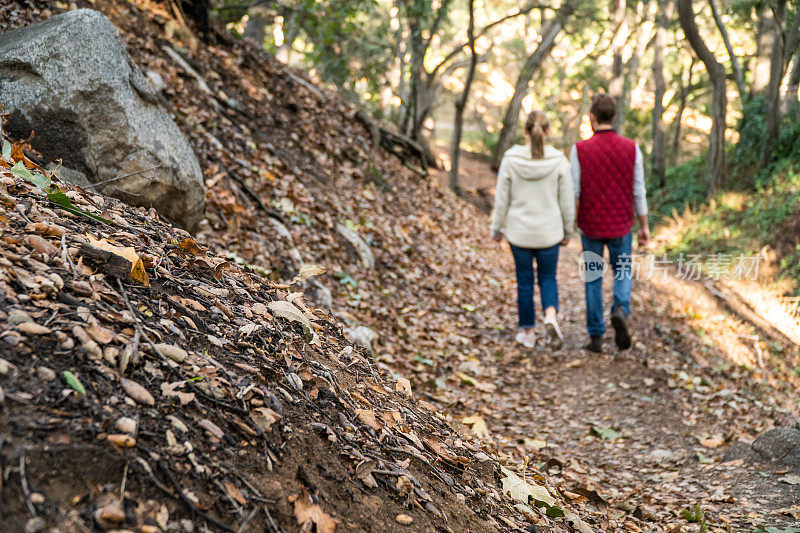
[490,144,575,249]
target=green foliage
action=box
[648,156,706,222]
[733,96,766,171]
[680,504,707,532]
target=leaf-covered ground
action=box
[1,1,800,532]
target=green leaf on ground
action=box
[2,140,11,161]
[10,161,50,189]
[62,371,86,395]
[591,426,621,440]
[46,189,114,225]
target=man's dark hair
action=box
[589,93,616,125]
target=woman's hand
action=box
[492,234,503,242]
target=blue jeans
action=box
[509,243,560,328]
[580,232,633,336]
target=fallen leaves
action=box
[291,489,340,533]
[87,234,149,285]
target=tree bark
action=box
[491,1,575,170]
[448,0,477,194]
[751,4,776,98]
[709,0,746,100]
[670,59,696,167]
[609,0,630,130]
[761,0,787,169]
[785,51,800,113]
[677,0,727,196]
[652,0,670,187]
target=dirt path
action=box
[429,157,800,531]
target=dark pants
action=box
[580,232,633,336]
[509,242,560,328]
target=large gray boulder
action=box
[0,9,204,230]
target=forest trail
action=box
[430,158,800,530]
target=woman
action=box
[490,110,574,349]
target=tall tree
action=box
[678,0,727,196]
[449,0,478,194]
[751,4,776,97]
[652,0,671,187]
[491,0,577,169]
[761,0,788,168]
[709,0,747,100]
[609,0,630,130]
[670,58,697,167]
[618,1,656,136]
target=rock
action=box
[395,514,413,526]
[345,325,378,354]
[650,449,677,462]
[116,416,137,434]
[145,70,167,92]
[36,366,56,381]
[0,9,205,230]
[396,377,413,398]
[752,427,800,461]
[722,442,765,464]
[24,517,46,533]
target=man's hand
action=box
[560,237,570,246]
[637,226,650,247]
[636,215,650,247]
[492,234,503,242]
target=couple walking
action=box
[490,93,650,353]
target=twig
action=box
[236,507,259,533]
[120,461,129,500]
[116,279,170,365]
[86,164,162,190]
[61,234,75,273]
[263,505,285,533]
[157,460,236,532]
[19,453,37,517]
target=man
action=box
[570,93,649,353]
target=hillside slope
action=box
[0,1,591,532]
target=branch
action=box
[709,0,746,99]
[427,1,557,80]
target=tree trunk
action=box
[652,0,669,187]
[751,4,776,98]
[709,0,746,100]
[491,1,575,170]
[785,51,800,113]
[609,0,630,130]
[670,60,695,167]
[449,0,477,194]
[618,1,655,136]
[761,0,787,169]
[677,0,727,196]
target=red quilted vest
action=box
[575,130,636,239]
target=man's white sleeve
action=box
[633,144,648,216]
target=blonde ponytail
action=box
[524,110,549,159]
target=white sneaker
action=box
[543,316,564,350]
[515,329,536,348]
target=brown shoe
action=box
[611,307,631,349]
[584,335,603,353]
